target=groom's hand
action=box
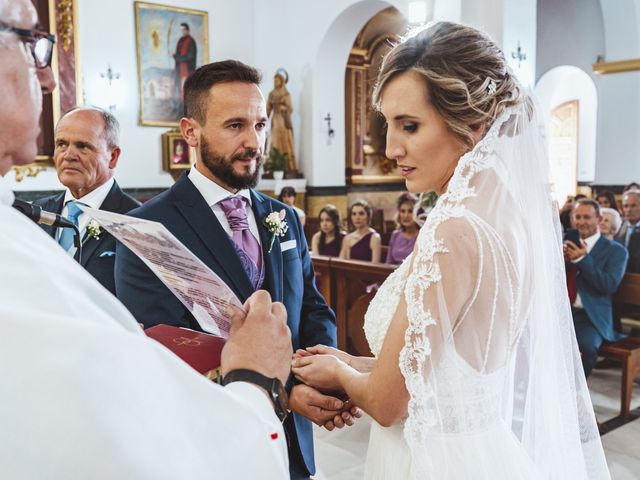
[289,384,345,426]
[323,401,364,431]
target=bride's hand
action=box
[305,345,354,366]
[291,354,348,392]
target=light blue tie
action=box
[59,200,83,252]
[626,224,637,248]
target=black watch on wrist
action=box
[222,369,289,422]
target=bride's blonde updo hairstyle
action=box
[373,21,524,149]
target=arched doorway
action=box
[344,7,407,184]
[535,65,597,204]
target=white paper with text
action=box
[81,207,241,337]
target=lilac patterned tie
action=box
[218,196,264,288]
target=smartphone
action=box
[564,228,581,246]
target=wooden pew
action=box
[599,273,640,417]
[327,258,397,357]
[312,255,332,306]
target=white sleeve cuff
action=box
[224,381,279,424]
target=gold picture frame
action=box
[162,129,195,178]
[134,2,209,127]
[12,0,82,179]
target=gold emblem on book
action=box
[173,337,201,346]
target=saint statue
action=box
[266,68,297,173]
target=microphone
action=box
[12,198,76,229]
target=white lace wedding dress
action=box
[361,103,610,479]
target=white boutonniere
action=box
[263,210,288,253]
[87,219,102,240]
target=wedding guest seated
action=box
[278,186,305,226]
[564,199,627,377]
[340,200,381,262]
[595,190,620,213]
[386,192,419,265]
[311,204,346,257]
[599,207,622,241]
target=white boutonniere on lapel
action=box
[86,219,102,241]
[263,210,288,253]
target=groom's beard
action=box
[200,137,262,190]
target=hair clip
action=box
[487,79,497,95]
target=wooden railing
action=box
[312,256,397,356]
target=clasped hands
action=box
[223,290,362,430]
[291,345,363,430]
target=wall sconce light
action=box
[100,64,121,112]
[511,42,527,68]
[324,113,335,138]
[408,1,427,24]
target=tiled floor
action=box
[313,368,640,479]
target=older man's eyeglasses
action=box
[1,23,56,69]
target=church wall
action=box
[536,0,640,186]
[536,0,604,84]
[596,0,640,186]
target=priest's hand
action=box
[221,290,292,385]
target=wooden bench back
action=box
[312,256,396,356]
[613,273,640,307]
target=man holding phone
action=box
[563,199,628,376]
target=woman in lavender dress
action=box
[386,192,419,265]
[311,204,346,257]
[340,200,382,262]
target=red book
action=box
[145,324,225,381]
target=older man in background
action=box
[0,1,297,477]
[33,106,140,294]
[616,189,640,273]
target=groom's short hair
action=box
[184,60,262,124]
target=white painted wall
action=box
[535,66,598,182]
[596,0,640,184]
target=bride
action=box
[292,22,610,479]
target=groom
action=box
[115,60,339,479]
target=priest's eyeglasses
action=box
[1,23,56,69]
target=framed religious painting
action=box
[11,0,82,181]
[134,2,209,127]
[162,129,195,179]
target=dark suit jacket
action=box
[34,180,140,295]
[114,173,336,476]
[614,221,640,273]
[574,235,628,341]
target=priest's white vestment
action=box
[0,176,288,479]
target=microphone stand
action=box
[70,224,82,264]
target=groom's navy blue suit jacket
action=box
[114,172,336,477]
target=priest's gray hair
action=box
[58,106,120,150]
